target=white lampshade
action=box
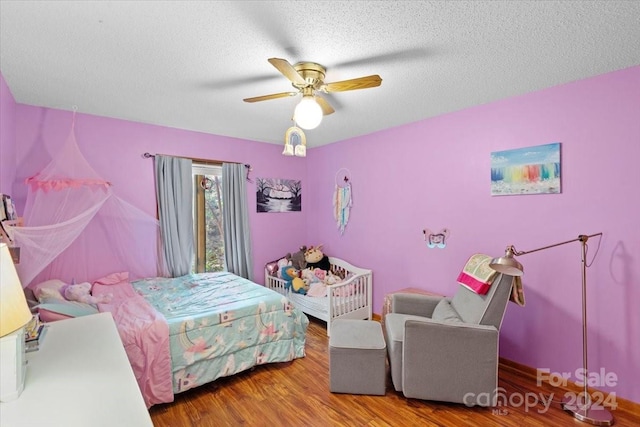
[294,95,323,130]
[0,243,31,337]
[1,242,31,402]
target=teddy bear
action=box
[64,281,112,305]
[286,245,308,271]
[300,268,318,284]
[304,245,331,271]
[324,274,340,285]
[313,268,327,281]
[280,265,309,295]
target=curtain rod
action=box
[143,152,251,169]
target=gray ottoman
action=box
[329,319,386,395]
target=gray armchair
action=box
[384,272,514,406]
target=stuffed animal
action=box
[286,246,308,270]
[64,281,112,305]
[304,245,331,271]
[280,266,309,295]
[313,268,326,281]
[276,257,292,278]
[324,274,340,285]
[292,276,310,294]
[300,268,317,283]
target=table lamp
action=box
[489,233,613,426]
[0,242,32,402]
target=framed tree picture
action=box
[256,178,302,212]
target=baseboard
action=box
[372,313,381,322]
[499,357,639,416]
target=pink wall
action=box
[12,104,309,283]
[0,73,17,194]
[306,66,640,402]
[4,66,639,403]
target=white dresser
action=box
[0,313,153,426]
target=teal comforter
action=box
[133,272,308,393]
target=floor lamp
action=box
[489,233,614,426]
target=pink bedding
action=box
[92,272,173,407]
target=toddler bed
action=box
[31,271,309,407]
[264,257,372,336]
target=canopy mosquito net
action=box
[6,129,163,288]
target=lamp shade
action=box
[489,246,524,277]
[0,243,31,337]
[294,95,323,129]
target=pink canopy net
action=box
[7,129,164,288]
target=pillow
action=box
[30,279,67,303]
[431,299,462,323]
[93,271,129,286]
[38,308,73,323]
[36,297,99,322]
[265,259,280,277]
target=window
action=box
[192,164,224,273]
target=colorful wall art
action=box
[490,142,561,196]
[423,228,450,249]
[256,178,302,212]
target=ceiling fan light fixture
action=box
[294,95,323,130]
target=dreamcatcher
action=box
[333,168,352,235]
[200,177,213,190]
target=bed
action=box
[264,257,372,335]
[32,271,309,408]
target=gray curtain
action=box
[222,163,253,280]
[155,155,194,277]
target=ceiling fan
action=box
[243,58,382,129]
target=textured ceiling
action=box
[1,1,639,148]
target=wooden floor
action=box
[150,317,638,427]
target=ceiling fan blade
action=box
[315,95,335,115]
[268,58,306,85]
[243,91,298,103]
[323,75,382,93]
